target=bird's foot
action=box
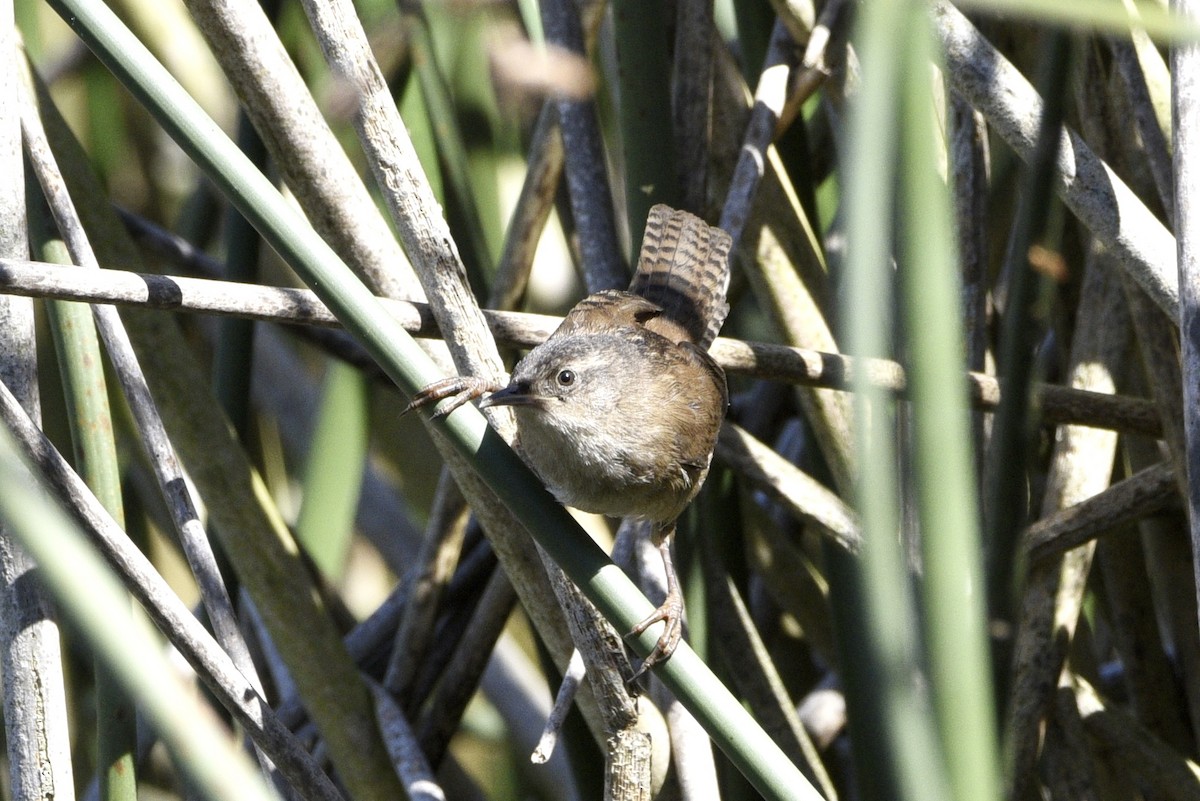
[402,376,503,418]
[626,589,683,681]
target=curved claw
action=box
[403,376,503,419]
[626,590,684,681]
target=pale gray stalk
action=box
[0,257,1164,436]
[717,20,795,247]
[712,28,854,495]
[545,555,652,798]
[0,374,343,801]
[1172,0,1200,651]
[617,528,712,801]
[661,692,721,801]
[1110,38,1174,218]
[1050,45,1188,765]
[627,518,720,801]
[19,73,265,704]
[1004,245,1132,800]
[717,423,862,554]
[482,636,581,801]
[369,681,445,801]
[383,100,557,710]
[183,0,420,300]
[1022,462,1177,561]
[934,0,1178,319]
[534,649,587,764]
[0,11,74,799]
[493,103,564,311]
[296,0,502,381]
[297,0,613,747]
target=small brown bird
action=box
[408,205,732,676]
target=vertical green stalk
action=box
[295,361,367,579]
[611,0,677,251]
[0,426,277,801]
[898,15,1001,801]
[516,0,543,42]
[730,0,774,86]
[29,198,135,801]
[213,109,269,441]
[983,32,1070,663]
[408,4,495,293]
[838,0,953,799]
[210,51,273,612]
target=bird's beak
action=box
[479,383,539,409]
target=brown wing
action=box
[551,290,662,337]
[670,340,728,490]
[628,204,733,348]
[680,340,729,413]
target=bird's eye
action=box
[556,369,576,386]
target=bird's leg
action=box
[627,523,683,680]
[402,376,503,418]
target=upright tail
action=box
[628,205,733,349]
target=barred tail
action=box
[629,205,732,348]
